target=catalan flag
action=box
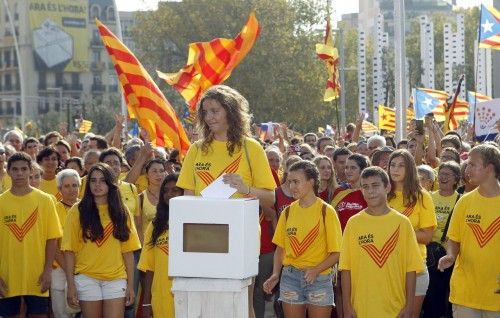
[158,12,261,113]
[362,120,378,133]
[96,19,190,154]
[468,91,492,123]
[479,5,500,50]
[378,106,415,131]
[78,119,92,133]
[316,19,340,101]
[414,88,468,124]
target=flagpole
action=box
[2,0,26,129]
[473,5,482,141]
[394,0,407,141]
[113,0,128,138]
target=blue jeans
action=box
[279,266,334,306]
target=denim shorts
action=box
[279,266,334,306]
[74,274,126,301]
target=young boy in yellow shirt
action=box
[438,144,500,316]
[340,167,423,318]
[0,152,62,317]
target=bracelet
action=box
[142,304,152,307]
[244,185,251,195]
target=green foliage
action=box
[85,95,121,135]
[132,2,481,131]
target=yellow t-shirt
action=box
[447,189,500,311]
[140,191,157,236]
[389,190,437,262]
[78,175,87,199]
[54,201,73,268]
[431,191,459,243]
[119,181,139,217]
[137,223,174,317]
[40,178,59,197]
[0,189,62,297]
[135,174,148,194]
[273,198,342,274]
[339,209,423,318]
[0,173,11,193]
[61,203,141,281]
[177,137,276,195]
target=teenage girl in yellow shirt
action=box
[137,158,167,240]
[138,174,183,317]
[62,163,141,318]
[263,160,342,318]
[387,149,436,318]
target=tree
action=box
[132,0,340,131]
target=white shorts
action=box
[74,274,126,301]
[415,266,430,296]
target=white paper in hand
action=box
[200,174,237,199]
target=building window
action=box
[5,74,12,90]
[92,50,101,63]
[107,7,115,21]
[4,51,10,67]
[55,73,64,87]
[71,73,80,85]
[90,4,101,20]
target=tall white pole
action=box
[394,0,407,141]
[112,0,128,135]
[339,28,346,128]
[2,0,26,129]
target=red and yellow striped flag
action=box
[158,12,261,113]
[316,19,340,101]
[96,19,190,154]
[78,119,92,133]
[378,105,415,131]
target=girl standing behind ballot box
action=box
[177,85,277,318]
[263,160,342,318]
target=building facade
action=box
[0,0,137,127]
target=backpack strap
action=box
[243,138,253,180]
[139,192,145,215]
[284,205,290,221]
[440,193,461,243]
[321,203,327,225]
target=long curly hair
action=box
[196,85,251,156]
[387,149,423,207]
[79,163,130,242]
[150,174,179,246]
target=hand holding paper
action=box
[200,174,238,199]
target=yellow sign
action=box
[28,0,89,72]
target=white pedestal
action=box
[172,277,252,318]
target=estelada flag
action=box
[96,19,190,155]
[158,12,261,113]
[378,105,415,131]
[479,4,500,50]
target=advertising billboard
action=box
[28,0,89,72]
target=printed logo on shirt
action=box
[288,221,320,257]
[466,215,500,248]
[5,208,38,242]
[196,154,242,185]
[150,237,169,254]
[336,201,364,212]
[360,226,400,268]
[95,223,114,247]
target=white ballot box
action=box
[169,196,260,279]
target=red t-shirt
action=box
[260,215,275,255]
[332,188,367,231]
[274,186,295,217]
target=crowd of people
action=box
[0,84,498,318]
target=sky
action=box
[116,0,493,14]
